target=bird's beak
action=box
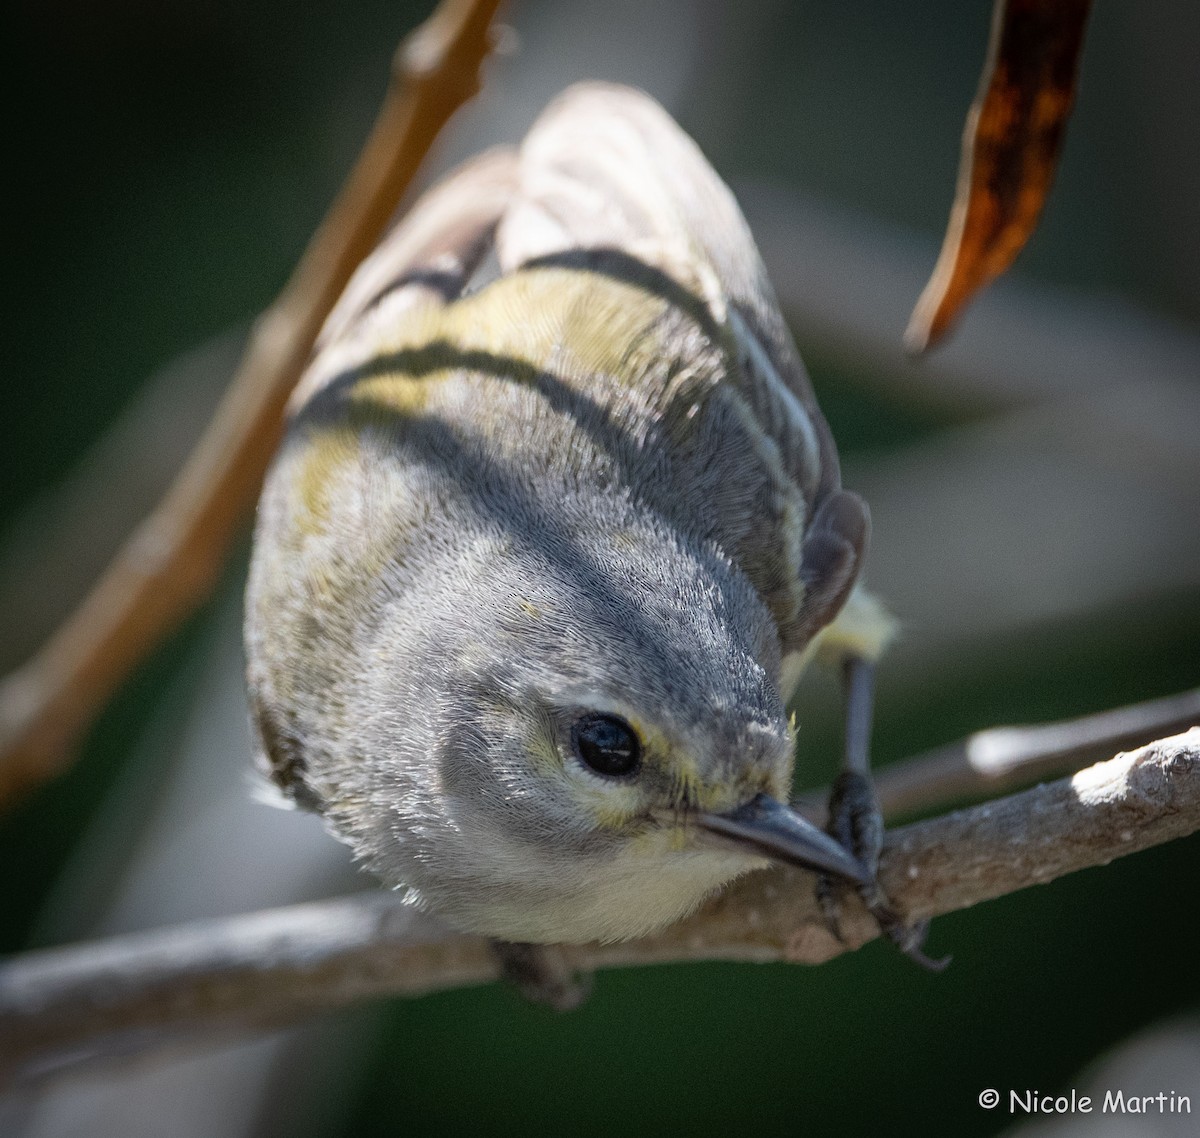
[697,793,870,885]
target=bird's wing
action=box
[294,146,519,410]
[292,84,865,659]
[499,82,841,506]
[501,83,863,653]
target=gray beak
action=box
[698,793,870,885]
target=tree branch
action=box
[0,0,507,809]
[2,730,1196,1089]
[797,686,1200,823]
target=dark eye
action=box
[571,714,642,778]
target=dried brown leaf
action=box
[906,0,1093,353]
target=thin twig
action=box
[796,687,1200,823]
[2,730,1196,1089]
[0,0,507,810]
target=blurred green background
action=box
[2,1,1198,1136]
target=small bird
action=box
[244,83,926,978]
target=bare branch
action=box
[2,730,1196,1089]
[0,0,507,809]
[796,687,1200,823]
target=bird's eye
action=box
[571,714,642,778]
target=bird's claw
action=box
[491,940,593,1010]
[819,771,950,971]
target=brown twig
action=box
[0,0,507,810]
[2,730,1196,1088]
[796,687,1200,823]
[906,0,1093,353]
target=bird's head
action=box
[330,502,864,944]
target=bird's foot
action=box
[491,940,594,1010]
[817,771,950,972]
